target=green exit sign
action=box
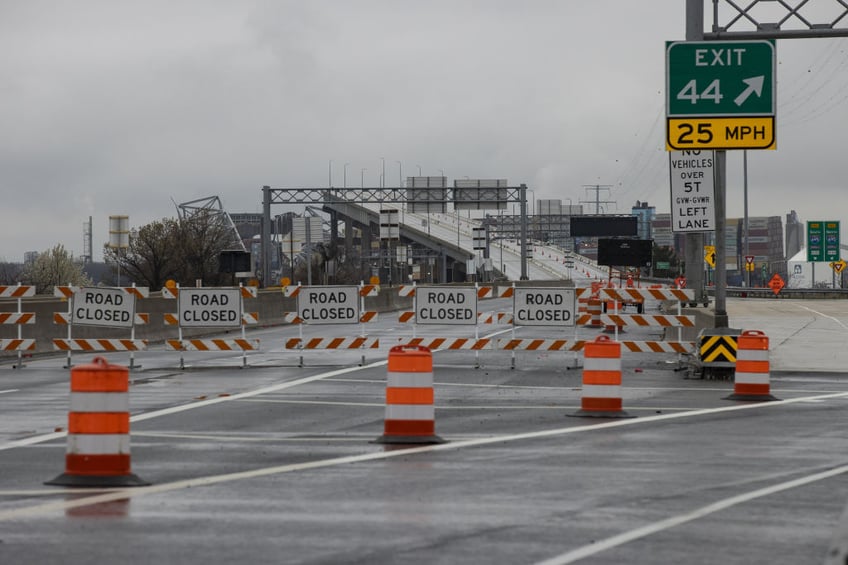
[807,221,840,262]
[666,40,775,117]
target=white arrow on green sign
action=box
[666,40,775,117]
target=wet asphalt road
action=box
[2,297,848,564]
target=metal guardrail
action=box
[721,287,848,300]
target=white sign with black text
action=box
[179,288,242,328]
[72,287,136,328]
[296,285,360,324]
[513,288,576,327]
[669,150,715,233]
[415,286,477,325]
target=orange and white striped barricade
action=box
[0,284,37,368]
[285,336,379,367]
[374,345,445,445]
[725,330,778,401]
[586,298,604,328]
[398,337,491,351]
[570,335,633,418]
[164,284,259,369]
[46,356,148,487]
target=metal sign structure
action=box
[666,39,776,150]
[669,150,715,232]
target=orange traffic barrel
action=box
[46,356,148,487]
[725,330,779,402]
[570,335,633,418]
[375,345,445,444]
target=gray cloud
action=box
[1,1,846,261]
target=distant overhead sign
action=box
[807,221,840,262]
[570,216,637,237]
[597,239,653,268]
[453,179,509,211]
[669,150,715,233]
[379,209,399,240]
[406,176,447,213]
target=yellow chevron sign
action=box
[699,334,737,363]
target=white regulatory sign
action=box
[296,285,360,324]
[415,286,477,325]
[669,149,715,233]
[179,288,242,327]
[513,288,576,326]
[72,287,136,328]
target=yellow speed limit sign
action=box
[667,117,775,151]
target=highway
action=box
[2,289,848,564]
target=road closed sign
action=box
[415,286,477,325]
[297,286,360,324]
[513,288,576,326]
[72,287,136,328]
[179,288,242,327]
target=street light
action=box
[381,157,385,189]
[416,164,422,176]
[344,163,350,188]
[328,159,333,188]
[396,161,402,187]
[361,168,367,188]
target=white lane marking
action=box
[534,463,848,565]
[3,390,848,520]
[794,303,848,330]
[0,361,392,452]
[0,389,19,395]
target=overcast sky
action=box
[2,1,847,262]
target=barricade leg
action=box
[46,357,149,487]
[374,345,445,444]
[570,335,633,418]
[724,330,779,402]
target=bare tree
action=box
[106,212,237,290]
[104,218,183,290]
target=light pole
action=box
[381,157,385,189]
[416,164,422,176]
[361,168,366,188]
[396,161,402,187]
[344,163,349,188]
[328,159,333,188]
